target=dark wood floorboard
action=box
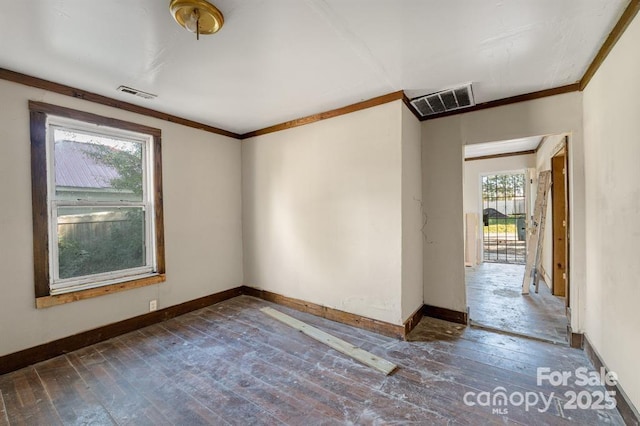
[466,263,568,343]
[0,295,625,425]
[0,385,11,426]
[0,368,64,425]
[33,356,115,425]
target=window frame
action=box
[30,101,166,308]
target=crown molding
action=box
[0,67,241,139]
[580,0,640,91]
[240,91,404,139]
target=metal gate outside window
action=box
[482,173,526,264]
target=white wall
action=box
[463,153,536,264]
[401,105,424,320]
[0,79,243,356]
[242,101,406,325]
[422,91,584,324]
[583,11,640,411]
[422,115,467,312]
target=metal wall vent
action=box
[117,85,157,100]
[410,84,475,117]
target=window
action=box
[30,102,165,307]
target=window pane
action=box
[53,128,143,202]
[57,207,146,279]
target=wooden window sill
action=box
[35,274,166,309]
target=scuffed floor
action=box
[466,262,568,343]
[0,296,623,425]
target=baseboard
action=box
[584,335,640,425]
[567,325,584,349]
[403,304,425,336]
[422,304,468,325]
[241,286,406,339]
[1,286,448,375]
[0,286,243,375]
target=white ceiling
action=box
[464,136,542,159]
[0,1,628,134]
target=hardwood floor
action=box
[0,296,624,425]
[466,262,568,343]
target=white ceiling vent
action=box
[410,84,475,117]
[116,85,157,100]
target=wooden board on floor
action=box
[260,307,398,375]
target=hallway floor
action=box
[466,262,568,343]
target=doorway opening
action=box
[464,135,570,344]
[481,172,526,264]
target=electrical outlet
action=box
[149,299,158,312]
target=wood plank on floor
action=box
[260,306,397,375]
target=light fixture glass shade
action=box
[184,9,200,33]
[169,0,224,36]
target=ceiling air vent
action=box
[117,85,157,100]
[410,84,475,118]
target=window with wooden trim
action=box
[30,102,165,308]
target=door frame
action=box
[551,137,570,306]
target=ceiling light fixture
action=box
[169,0,224,40]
